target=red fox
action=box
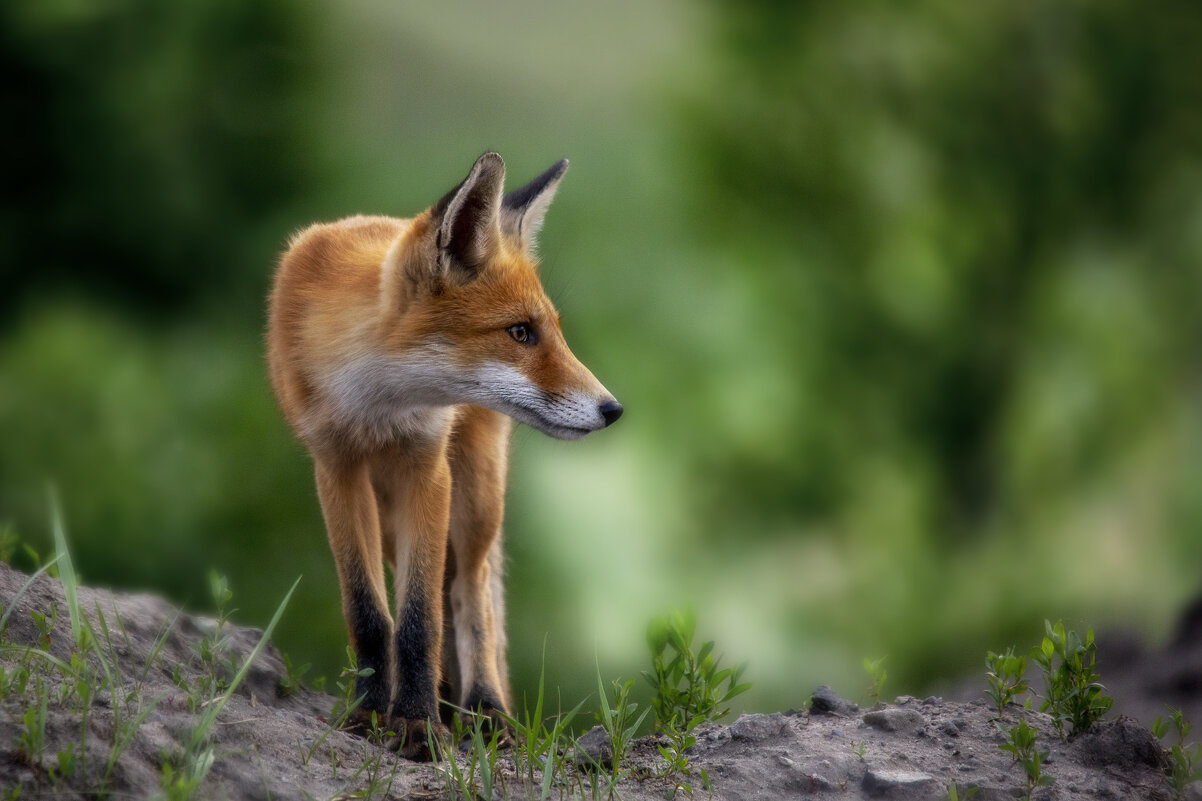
[266,153,621,759]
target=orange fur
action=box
[266,154,619,759]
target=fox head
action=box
[378,152,622,440]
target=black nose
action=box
[599,400,623,427]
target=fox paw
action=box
[387,718,450,762]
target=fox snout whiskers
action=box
[519,392,623,441]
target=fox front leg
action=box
[446,406,513,742]
[312,457,394,728]
[373,443,453,761]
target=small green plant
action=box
[595,669,650,778]
[332,645,375,727]
[16,679,49,769]
[299,645,375,767]
[1030,620,1112,739]
[29,604,58,650]
[338,714,407,801]
[997,718,1053,800]
[657,719,713,799]
[1153,707,1202,800]
[279,652,311,697]
[195,571,237,697]
[159,750,212,801]
[863,656,887,705]
[945,782,979,800]
[985,647,1029,719]
[0,497,197,798]
[501,642,585,801]
[643,609,750,733]
[48,744,78,785]
[642,610,749,796]
[435,707,505,801]
[173,575,300,800]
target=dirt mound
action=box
[0,562,1193,799]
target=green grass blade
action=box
[0,552,65,643]
[48,488,83,647]
[190,575,301,752]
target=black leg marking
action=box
[349,579,391,716]
[464,684,505,715]
[391,589,439,722]
[463,683,513,747]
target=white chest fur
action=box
[315,350,457,447]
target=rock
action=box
[1076,716,1167,772]
[940,721,960,737]
[862,707,924,734]
[573,725,613,770]
[730,712,788,742]
[810,685,859,716]
[894,695,917,706]
[861,768,936,798]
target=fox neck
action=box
[310,224,460,448]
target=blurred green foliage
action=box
[2,0,1201,715]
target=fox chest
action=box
[312,354,456,448]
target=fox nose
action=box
[598,400,623,427]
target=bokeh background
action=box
[3,0,1202,718]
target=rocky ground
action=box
[1,560,1199,800]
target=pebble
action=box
[861,768,935,797]
[862,707,924,734]
[730,712,788,742]
[940,721,960,737]
[573,725,613,769]
[809,684,859,717]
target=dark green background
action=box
[3,0,1201,714]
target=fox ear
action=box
[434,152,506,280]
[500,158,568,252]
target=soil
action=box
[1,561,1198,800]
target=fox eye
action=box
[507,323,537,345]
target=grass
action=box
[1154,707,1202,801]
[0,499,301,799]
[1031,620,1112,740]
[594,669,649,780]
[639,609,749,797]
[501,640,586,801]
[997,718,1054,800]
[985,647,1029,720]
[1,504,773,800]
[9,508,1198,801]
[167,575,300,798]
[982,620,1114,742]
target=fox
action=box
[266,152,621,760]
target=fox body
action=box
[266,153,620,758]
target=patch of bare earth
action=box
[0,562,1195,799]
